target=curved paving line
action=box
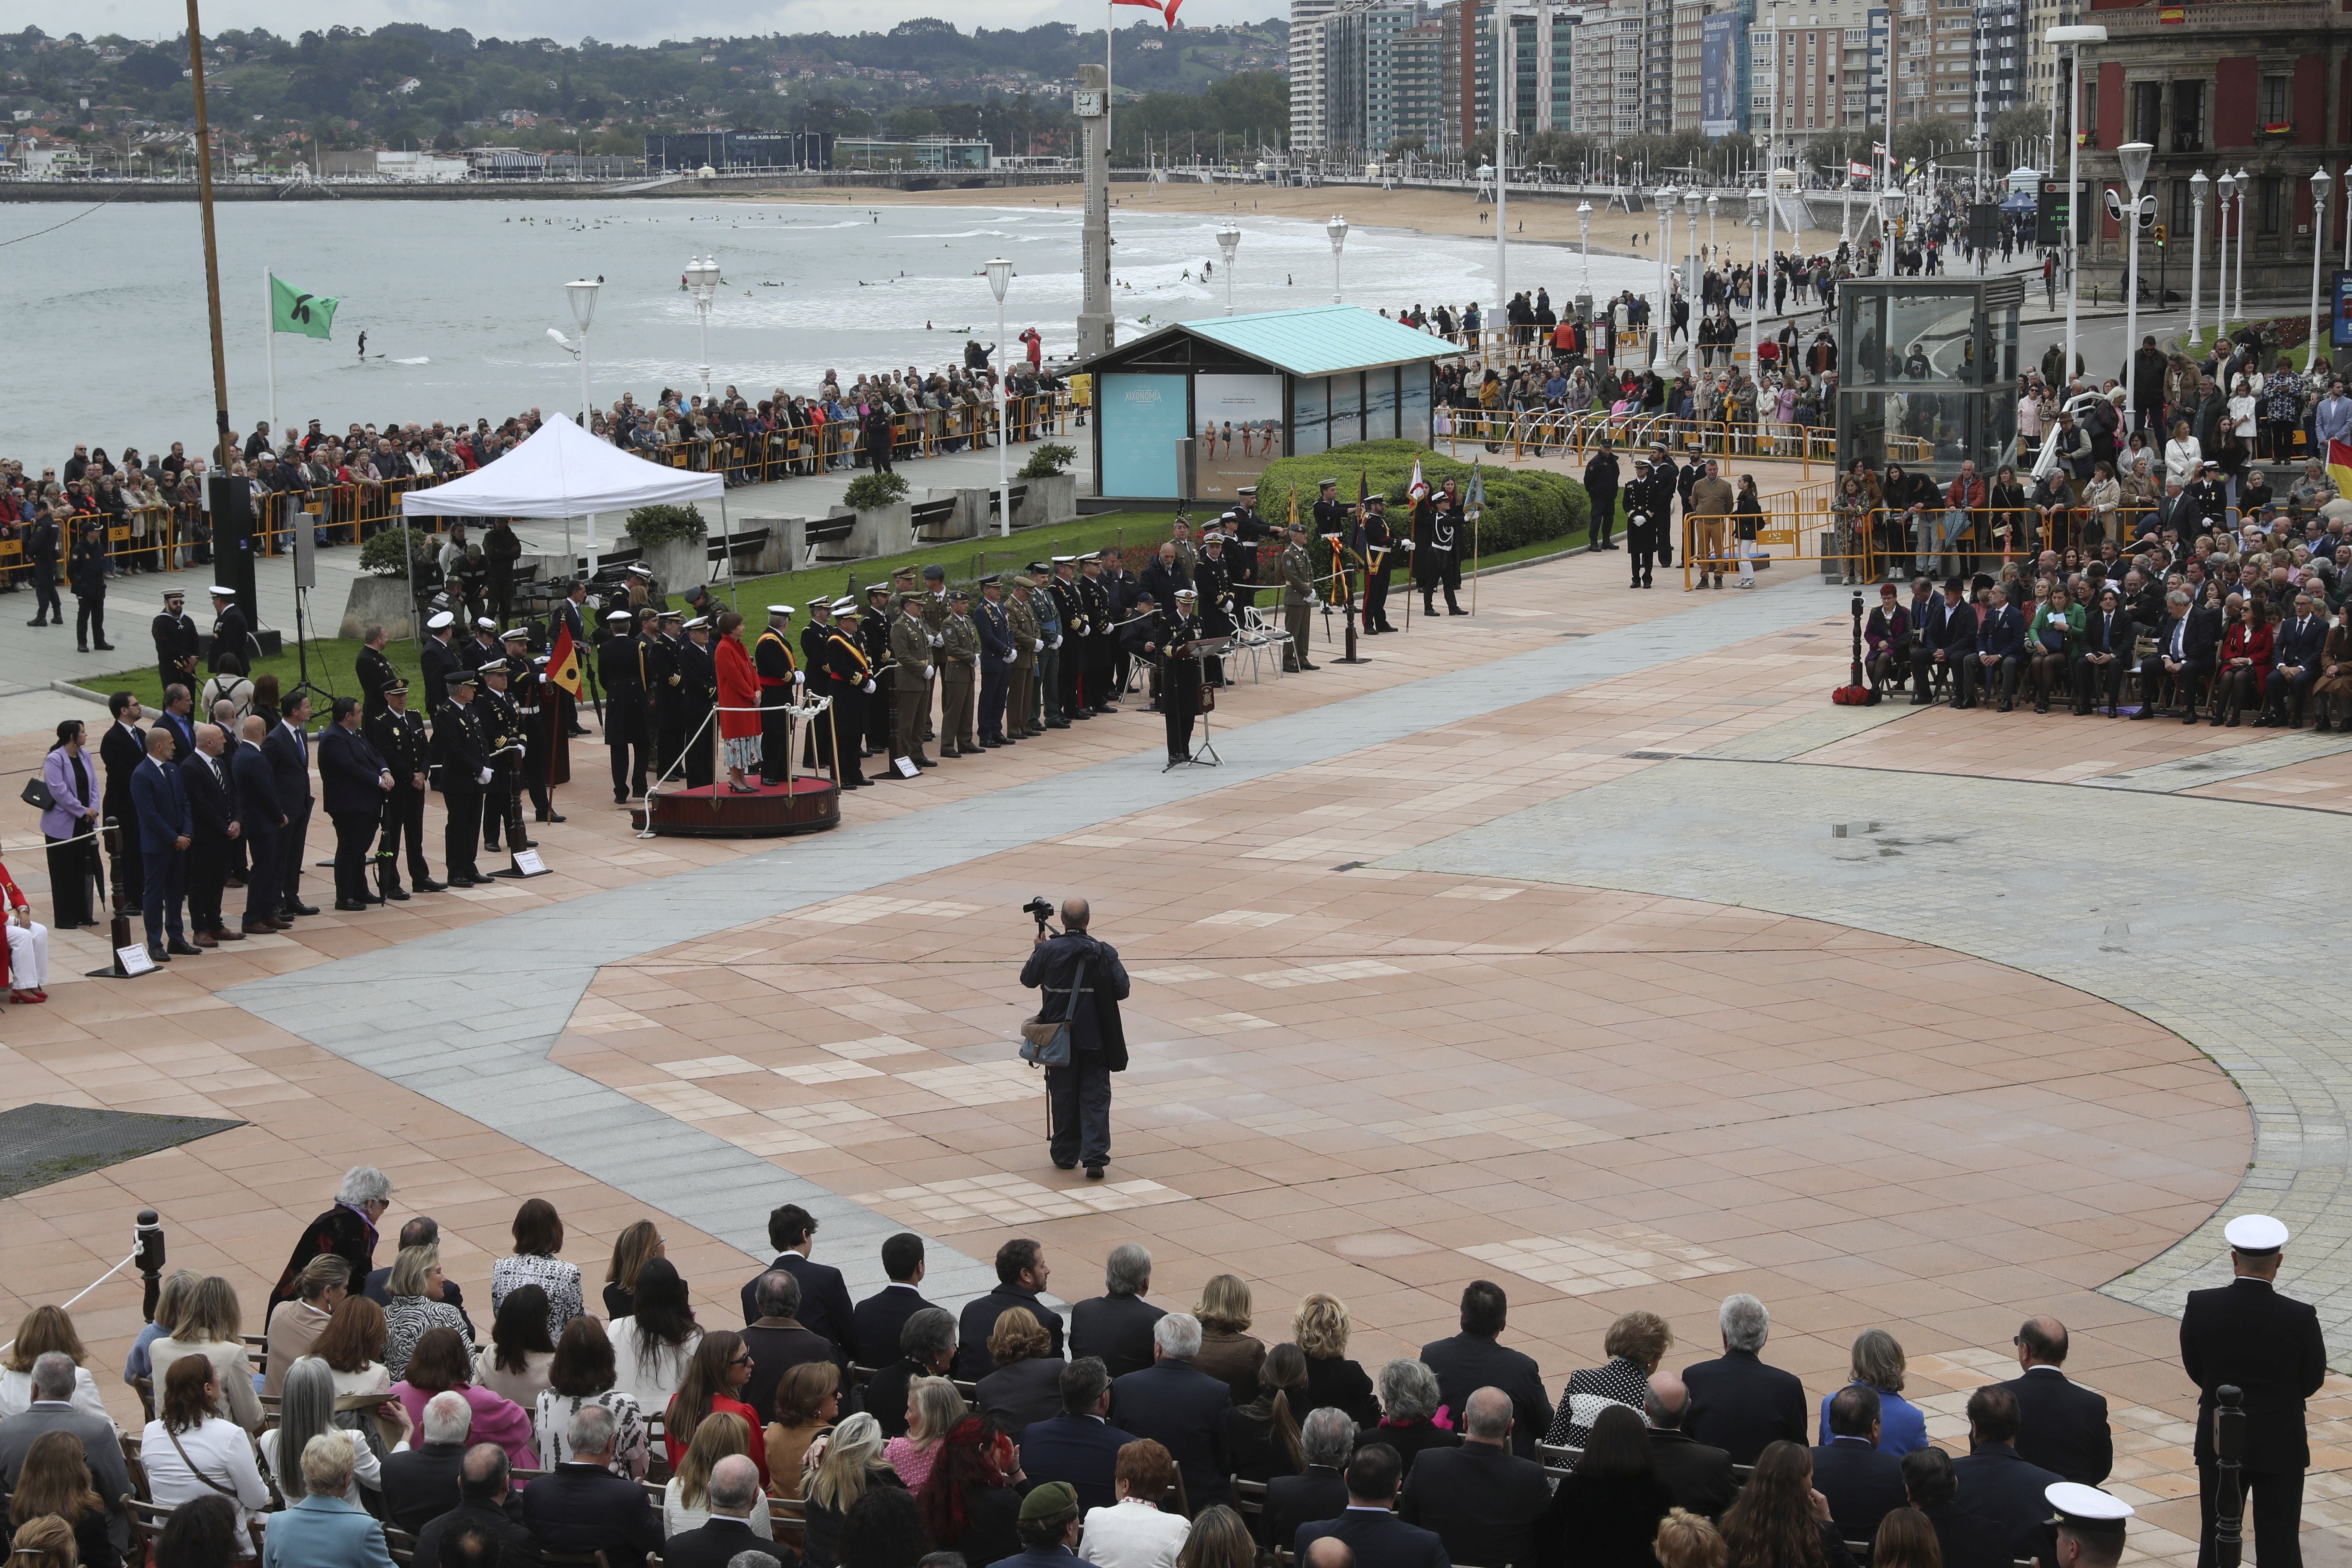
[220,578,1854,1307]
[1373,760,2349,1362]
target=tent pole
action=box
[720,491,738,616]
[403,512,420,649]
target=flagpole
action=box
[186,0,233,478]
[265,265,277,429]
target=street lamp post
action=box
[2119,142,2152,425]
[2235,167,2251,326]
[1326,213,1349,305]
[1655,187,1676,371]
[566,276,601,577]
[2049,24,2106,390]
[2189,170,2208,346]
[985,258,1013,536]
[684,254,720,406]
[2309,167,2333,374]
[2215,170,2236,336]
[1707,191,1719,267]
[1747,201,1764,375]
[1215,221,1240,315]
[1578,200,1593,299]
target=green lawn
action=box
[91,502,1608,707]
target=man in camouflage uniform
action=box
[1281,522,1318,672]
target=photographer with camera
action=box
[1019,896,1131,1179]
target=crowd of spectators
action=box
[0,1173,2141,1568]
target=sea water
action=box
[1,196,1657,465]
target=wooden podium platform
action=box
[631,776,841,839]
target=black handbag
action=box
[19,776,54,812]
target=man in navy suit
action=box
[2263,592,2328,726]
[98,691,147,920]
[230,715,287,934]
[1683,1293,1809,1467]
[1911,578,1978,704]
[316,697,393,911]
[1397,1387,1550,1566]
[1294,1443,1449,1568]
[849,1233,938,1369]
[1900,1446,2016,1568]
[1966,584,2027,710]
[1811,1385,1908,1545]
[1418,1280,1548,1461]
[956,1238,1064,1381]
[179,723,244,948]
[260,691,318,920]
[1017,1358,1136,1513]
[2076,587,2132,715]
[128,727,197,962]
[1950,1384,2065,1565]
[154,684,198,762]
[1997,1317,2111,1486]
[1268,1410,1356,1555]
[1111,1312,1232,1511]
[739,1203,855,1356]
[1069,1242,1167,1381]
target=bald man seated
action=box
[1997,1316,2111,1486]
[1396,1386,1550,1566]
[1644,1371,1738,1520]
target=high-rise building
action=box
[1289,0,1345,154]
[1878,0,1976,126]
[1971,0,2024,133]
[1566,0,1650,142]
[1439,0,1581,154]
[1673,0,1709,132]
[1322,1,1445,157]
[1749,0,1871,142]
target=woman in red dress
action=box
[2214,596,2274,728]
[712,611,763,793]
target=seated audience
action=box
[661,1453,778,1568]
[1069,1244,1167,1383]
[1655,1507,1729,1568]
[1684,1295,1809,1467]
[474,1285,557,1412]
[392,1328,538,1473]
[917,1413,1026,1568]
[121,1269,201,1402]
[412,1443,540,1568]
[1997,1317,2111,1486]
[152,1494,244,1568]
[1418,1280,1548,1459]
[1810,1386,1907,1545]
[1292,1295,1379,1429]
[663,1412,775,1540]
[489,1198,585,1345]
[140,1355,271,1555]
[1111,1314,1234,1511]
[1816,1331,1927,1457]
[383,1246,473,1385]
[262,1260,351,1400]
[535,1315,650,1479]
[312,1296,394,1404]
[883,1376,968,1491]
[766,1360,842,1501]
[1078,1439,1190,1568]
[867,1309,958,1443]
[1266,1409,1354,1554]
[803,1414,906,1568]
[1398,1386,1549,1568]
[602,1219,665,1322]
[744,1271,837,1428]
[665,1330,768,1486]
[148,1277,264,1432]
[1189,1277,1266,1406]
[999,1482,1087,1568]
[850,1233,940,1372]
[1719,1442,1858,1568]
[1647,1372,1737,1522]
[1539,1403,1674,1568]
[1948,1385,2064,1565]
[1357,1360,1458,1481]
[519,1403,665,1568]
[1291,1442,1445,1568]
[1019,1358,1136,1514]
[742,1203,855,1355]
[261,1356,402,1504]
[609,1257,702,1420]
[1898,1447,2011,1568]
[1868,1507,1941,1568]
[6,1428,122,1568]
[1548,1311,1673,1449]
[0,1348,134,1560]
[257,1433,394,1568]
[976,1308,1068,1437]
[1227,1343,1308,1484]
[956,1240,1063,1383]
[383,1390,473,1534]
[1175,1506,1252,1568]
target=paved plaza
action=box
[3,543,2350,1566]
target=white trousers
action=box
[7,919,49,990]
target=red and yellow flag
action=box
[546,622,585,698]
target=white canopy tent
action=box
[398,411,725,593]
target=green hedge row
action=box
[1254,440,1591,554]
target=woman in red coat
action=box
[2214,596,2275,728]
[712,610,763,793]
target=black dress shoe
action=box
[1054,1160,1078,1172]
[1084,1164,1106,1179]
[915,758,937,769]
[147,946,172,964]
[167,938,203,956]
[335,899,369,912]
[416,879,448,892]
[288,901,320,917]
[941,747,962,759]
[94,641,115,650]
[386,887,411,901]
[536,810,568,823]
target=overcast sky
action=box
[48,0,1272,50]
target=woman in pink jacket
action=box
[391,1325,539,1474]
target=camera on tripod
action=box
[1022,896,1056,935]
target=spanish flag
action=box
[2331,440,2352,501]
[546,621,585,699]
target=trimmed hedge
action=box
[625,503,710,545]
[1255,440,1590,553]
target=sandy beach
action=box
[745,178,1848,263]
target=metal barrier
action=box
[1440,408,1838,473]
[646,392,1072,487]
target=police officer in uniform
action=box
[755,606,802,786]
[208,586,254,674]
[474,660,527,854]
[643,609,684,781]
[1154,588,1207,765]
[366,678,440,898]
[859,582,895,758]
[2181,1214,2327,1568]
[815,598,873,788]
[1626,456,1667,589]
[888,591,935,771]
[355,629,399,722]
[1049,557,1089,720]
[939,588,981,757]
[975,576,1017,748]
[1221,487,1267,611]
[1194,534,1234,687]
[677,617,719,790]
[1585,440,1622,549]
[1355,495,1400,634]
[154,589,200,698]
[1280,523,1317,671]
[597,609,647,802]
[432,669,492,886]
[418,610,461,711]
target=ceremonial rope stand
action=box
[633,698,842,839]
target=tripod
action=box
[1167,637,1231,771]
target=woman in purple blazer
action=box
[40,718,104,927]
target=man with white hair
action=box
[1108,1312,1233,1511]
[259,1432,390,1568]
[660,1454,774,1568]
[521,1403,663,1568]
[1267,1409,1355,1555]
[0,1352,132,1552]
[268,1166,395,1318]
[1682,1292,1809,1465]
[383,1390,474,1533]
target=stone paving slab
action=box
[1375,760,2352,1360]
[2079,730,2352,793]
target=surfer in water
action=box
[356,331,367,358]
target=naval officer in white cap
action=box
[2045,1481,2132,1568]
[2180,1213,2326,1568]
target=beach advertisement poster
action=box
[1193,374,1287,500]
[1701,13,1743,138]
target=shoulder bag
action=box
[1019,949,1090,1070]
[20,775,55,812]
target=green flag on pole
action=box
[269,273,338,339]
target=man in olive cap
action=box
[999,1482,1090,1568]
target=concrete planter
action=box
[843,501,913,559]
[1019,472,1078,528]
[340,573,419,641]
[625,535,707,595]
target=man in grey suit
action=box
[0,1353,132,1553]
